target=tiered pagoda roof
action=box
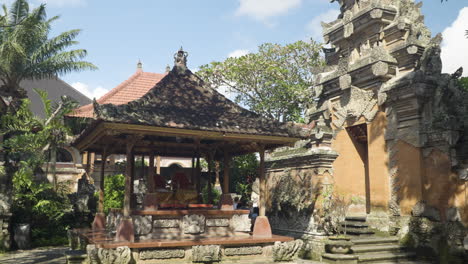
[73,49,307,156]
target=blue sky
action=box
[9,0,468,99]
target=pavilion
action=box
[72,48,308,251]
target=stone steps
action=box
[345,216,367,222]
[352,237,399,246]
[343,216,375,237]
[357,252,416,263]
[352,244,403,254]
[342,221,369,228]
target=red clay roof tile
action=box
[71,71,166,118]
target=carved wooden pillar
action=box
[93,146,109,230]
[116,137,137,242]
[253,145,272,237]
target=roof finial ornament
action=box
[174,47,188,71]
[137,59,143,72]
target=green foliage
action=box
[1,90,79,247]
[99,174,125,213]
[201,184,221,205]
[0,0,96,104]
[230,153,258,203]
[197,39,324,122]
[459,77,468,91]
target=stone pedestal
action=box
[115,217,134,242]
[92,213,106,230]
[143,193,158,210]
[220,194,234,210]
[253,216,272,238]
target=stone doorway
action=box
[346,123,371,215]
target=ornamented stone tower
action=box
[266,0,467,251]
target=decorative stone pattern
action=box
[206,218,230,227]
[140,249,185,260]
[224,246,263,256]
[273,239,304,262]
[97,246,132,264]
[182,214,205,234]
[192,245,221,263]
[132,215,152,235]
[86,244,100,264]
[153,219,180,228]
[231,214,251,232]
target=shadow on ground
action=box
[0,246,67,264]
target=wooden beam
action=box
[104,123,300,144]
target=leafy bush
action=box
[230,153,258,203]
[201,184,221,205]
[99,174,125,213]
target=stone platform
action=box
[74,228,302,263]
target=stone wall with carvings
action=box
[266,2,468,256]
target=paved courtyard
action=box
[0,247,68,264]
[0,246,323,264]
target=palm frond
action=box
[9,0,29,25]
[33,88,52,117]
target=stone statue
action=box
[174,47,188,69]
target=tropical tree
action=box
[0,0,96,108]
[197,40,324,123]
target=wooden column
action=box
[93,147,109,230]
[148,152,155,193]
[223,151,230,194]
[253,145,272,237]
[196,152,201,203]
[220,150,234,210]
[156,155,161,175]
[116,137,137,242]
[143,151,158,210]
[129,151,135,208]
[259,147,266,217]
[191,155,195,184]
[140,155,145,180]
[207,152,214,204]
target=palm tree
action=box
[0,0,96,108]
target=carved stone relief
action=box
[182,214,206,234]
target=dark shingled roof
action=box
[21,78,91,118]
[93,68,305,138]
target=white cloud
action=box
[228,49,250,58]
[306,9,340,42]
[36,0,85,7]
[441,7,468,76]
[71,82,108,100]
[236,0,303,22]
